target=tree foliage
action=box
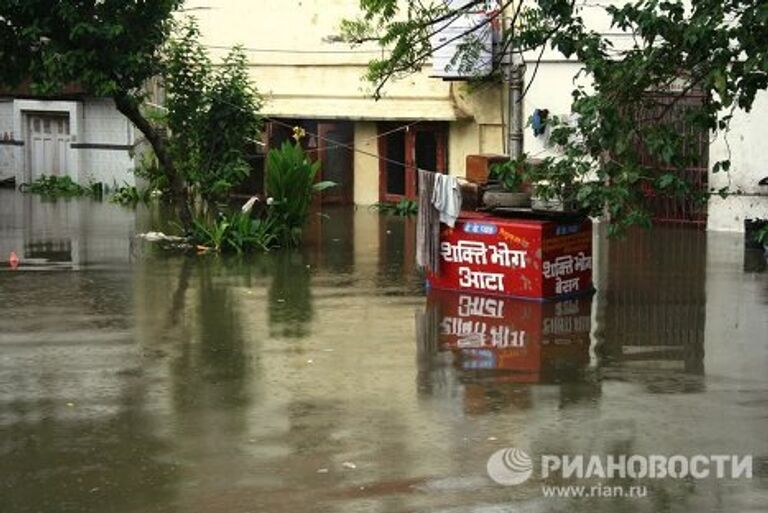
[345,0,768,231]
[164,19,263,206]
[0,0,188,216]
[0,0,180,95]
[0,3,267,229]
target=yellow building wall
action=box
[186,0,507,204]
[353,122,380,206]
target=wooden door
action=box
[318,122,354,205]
[27,114,70,180]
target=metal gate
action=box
[634,91,709,227]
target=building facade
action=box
[0,84,141,188]
[190,0,767,231]
[2,0,764,232]
[189,0,506,207]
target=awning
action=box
[261,95,470,122]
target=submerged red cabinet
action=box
[427,212,593,300]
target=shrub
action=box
[165,18,263,207]
[265,141,335,246]
[190,142,334,253]
[21,175,102,199]
[191,210,277,253]
[110,183,148,206]
[372,198,418,216]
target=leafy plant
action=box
[87,181,104,200]
[190,142,332,253]
[165,18,263,208]
[21,175,102,199]
[754,224,768,246]
[110,183,146,206]
[372,198,418,216]
[191,210,277,253]
[133,153,169,196]
[489,157,528,193]
[266,141,336,246]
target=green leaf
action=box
[312,181,338,192]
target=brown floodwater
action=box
[0,189,766,513]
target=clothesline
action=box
[152,97,549,175]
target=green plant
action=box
[191,142,333,253]
[266,141,335,246]
[489,157,528,193]
[372,198,418,216]
[21,175,102,199]
[110,183,145,206]
[88,181,104,200]
[165,18,263,207]
[134,153,169,196]
[191,210,277,253]
[754,224,768,246]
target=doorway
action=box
[318,122,354,205]
[378,122,447,201]
[26,113,71,181]
[266,119,354,205]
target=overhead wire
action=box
[145,91,436,171]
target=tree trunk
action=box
[113,92,193,229]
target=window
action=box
[378,122,447,201]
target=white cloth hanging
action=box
[431,173,462,228]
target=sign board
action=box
[427,213,594,299]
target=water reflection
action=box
[419,291,592,382]
[595,228,707,393]
[268,252,314,339]
[0,189,139,270]
[417,290,599,415]
[1,193,766,513]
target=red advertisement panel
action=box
[427,212,593,300]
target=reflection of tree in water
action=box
[171,258,251,411]
[268,251,313,339]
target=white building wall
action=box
[708,91,768,232]
[79,99,136,187]
[521,61,586,160]
[0,100,18,182]
[0,97,135,187]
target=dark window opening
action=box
[385,130,406,196]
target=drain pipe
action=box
[507,63,525,158]
[503,2,525,159]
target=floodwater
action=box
[0,189,766,513]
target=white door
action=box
[27,115,71,180]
